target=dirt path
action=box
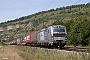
[0,45,23,60]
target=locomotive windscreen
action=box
[53,33,66,37]
[53,27,65,32]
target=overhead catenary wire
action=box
[74,0,81,4]
[46,0,55,9]
[7,0,56,41]
[57,0,82,21]
[74,0,82,18]
[64,0,82,6]
[65,0,72,5]
[8,23,29,41]
[7,0,82,41]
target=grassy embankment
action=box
[15,46,90,60]
[0,45,22,60]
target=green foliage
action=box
[86,37,90,46]
[30,28,35,32]
[0,2,90,46]
[64,20,74,32]
[52,16,90,47]
[52,20,64,25]
[68,16,90,46]
[8,36,14,42]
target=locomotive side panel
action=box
[37,32,40,43]
[40,31,44,42]
[37,29,48,43]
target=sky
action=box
[0,0,90,23]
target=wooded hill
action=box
[0,2,90,46]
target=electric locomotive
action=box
[37,25,67,48]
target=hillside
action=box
[0,2,90,46]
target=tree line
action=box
[52,16,90,47]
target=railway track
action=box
[12,45,90,53]
[58,47,90,53]
[38,46,90,53]
[10,45,90,60]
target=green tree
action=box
[52,20,64,25]
[68,16,90,46]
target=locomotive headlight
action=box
[52,37,53,40]
[51,36,54,40]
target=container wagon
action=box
[17,38,21,45]
[26,33,31,45]
[20,36,26,45]
[7,25,67,48]
[26,31,37,46]
[12,40,17,45]
[30,31,37,46]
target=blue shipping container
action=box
[20,36,26,43]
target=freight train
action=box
[8,25,67,48]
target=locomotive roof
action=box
[49,25,65,28]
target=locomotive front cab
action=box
[49,25,67,47]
